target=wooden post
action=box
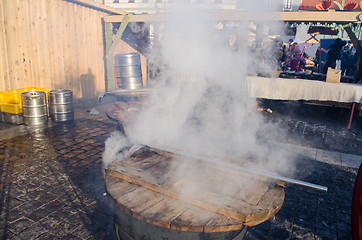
[103,15,130,92]
[104,22,114,92]
[348,102,356,129]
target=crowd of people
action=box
[226,32,361,82]
[272,37,360,81]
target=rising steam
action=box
[103,3,295,185]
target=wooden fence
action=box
[0,0,140,101]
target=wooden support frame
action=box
[103,15,130,92]
[103,11,362,23]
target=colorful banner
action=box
[300,0,361,11]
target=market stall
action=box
[247,76,362,128]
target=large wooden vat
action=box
[105,146,285,240]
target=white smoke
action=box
[102,131,129,169]
[103,2,295,189]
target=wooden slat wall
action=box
[0,0,113,101]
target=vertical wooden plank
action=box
[16,0,32,87]
[69,3,79,94]
[23,0,34,87]
[63,1,71,90]
[29,0,47,88]
[53,0,66,89]
[12,0,23,88]
[85,7,96,99]
[39,0,51,89]
[27,0,41,87]
[0,0,10,90]
[23,0,36,87]
[78,2,88,99]
[91,9,105,98]
[79,2,88,99]
[89,7,103,99]
[45,0,57,90]
[93,11,101,96]
[4,0,23,89]
[104,22,114,91]
[77,3,86,76]
[92,10,103,97]
[95,12,106,94]
[63,1,73,91]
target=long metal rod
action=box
[147,145,328,192]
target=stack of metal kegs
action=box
[20,89,74,125]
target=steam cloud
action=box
[103,3,295,190]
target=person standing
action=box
[288,46,306,72]
[341,41,357,76]
[322,38,347,74]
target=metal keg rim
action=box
[116,53,140,58]
[21,90,46,96]
[50,89,72,94]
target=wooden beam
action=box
[281,11,361,23]
[67,0,130,15]
[106,15,130,58]
[103,11,362,23]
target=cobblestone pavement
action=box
[0,115,119,240]
[0,101,361,239]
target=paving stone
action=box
[7,217,34,235]
[291,226,315,240]
[17,199,44,213]
[314,226,338,240]
[315,149,342,166]
[42,200,64,213]
[88,223,117,240]
[58,233,82,240]
[45,220,78,237]
[1,196,25,212]
[268,226,290,240]
[243,227,269,240]
[2,208,27,223]
[71,225,94,239]
[35,232,60,240]
[38,214,64,230]
[341,153,362,169]
[14,222,46,239]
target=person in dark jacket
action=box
[322,38,347,74]
[341,41,357,76]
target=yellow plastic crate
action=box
[1,102,22,114]
[0,87,49,104]
[0,87,49,114]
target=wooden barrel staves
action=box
[105,147,285,240]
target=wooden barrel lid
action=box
[105,149,284,233]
